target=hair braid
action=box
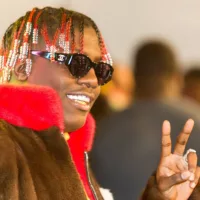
[79,17,84,54]
[0,7,113,83]
[87,18,106,60]
[70,15,75,53]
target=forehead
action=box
[74,27,101,61]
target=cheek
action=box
[94,87,101,102]
[54,76,72,94]
[45,73,75,96]
[28,61,73,92]
[28,66,58,87]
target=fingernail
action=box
[181,171,191,180]
[190,182,196,188]
[185,119,194,132]
[189,173,195,181]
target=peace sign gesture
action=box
[156,119,200,200]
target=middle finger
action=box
[173,119,194,156]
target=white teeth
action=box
[67,95,90,103]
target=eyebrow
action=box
[93,55,102,62]
[75,48,101,62]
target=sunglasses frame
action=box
[31,50,114,85]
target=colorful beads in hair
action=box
[0,7,113,83]
[70,18,75,53]
[33,10,42,45]
[64,18,72,53]
[41,23,51,51]
[58,13,67,49]
[49,28,60,61]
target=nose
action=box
[77,68,99,88]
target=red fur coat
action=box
[0,84,103,200]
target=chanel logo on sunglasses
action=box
[58,55,65,62]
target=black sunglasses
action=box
[31,50,114,85]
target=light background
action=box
[1,0,200,70]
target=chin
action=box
[64,115,87,133]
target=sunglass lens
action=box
[68,54,91,78]
[95,63,113,85]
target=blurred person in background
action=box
[183,67,200,105]
[90,93,113,125]
[91,63,134,126]
[101,63,134,112]
[90,40,200,200]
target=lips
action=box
[66,93,94,111]
[67,94,91,103]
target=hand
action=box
[156,119,200,200]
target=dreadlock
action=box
[4,8,104,48]
[0,7,112,83]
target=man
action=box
[0,8,199,200]
[183,68,200,105]
[91,40,200,200]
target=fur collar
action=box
[0,84,97,200]
[0,84,95,151]
[0,84,64,131]
[68,113,96,200]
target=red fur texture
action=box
[69,114,96,200]
[0,84,64,132]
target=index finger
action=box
[173,119,194,156]
[161,120,172,158]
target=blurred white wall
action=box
[1,0,200,69]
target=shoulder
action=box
[0,120,17,163]
[0,133,16,173]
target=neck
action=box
[135,86,181,101]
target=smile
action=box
[66,94,91,111]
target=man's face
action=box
[27,27,101,132]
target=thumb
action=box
[158,171,191,191]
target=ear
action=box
[14,61,28,81]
